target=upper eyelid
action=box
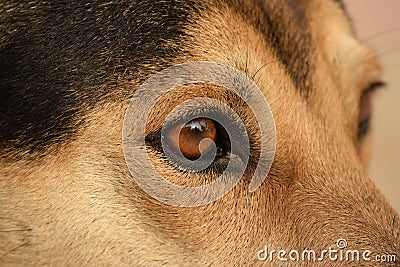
[154,108,217,136]
[164,106,221,126]
[357,81,386,105]
[149,102,240,136]
[362,81,386,95]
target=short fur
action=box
[1,0,399,266]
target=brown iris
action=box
[166,118,217,160]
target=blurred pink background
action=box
[345,0,400,212]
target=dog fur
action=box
[1,0,399,265]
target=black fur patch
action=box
[225,0,314,94]
[0,1,199,158]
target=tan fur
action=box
[1,0,399,266]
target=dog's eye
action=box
[358,89,373,140]
[165,118,217,160]
[144,96,254,174]
[358,82,385,140]
[161,117,232,171]
[145,110,237,173]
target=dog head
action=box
[1,0,399,265]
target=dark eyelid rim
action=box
[146,104,241,139]
[363,81,386,95]
[357,81,385,141]
[357,115,371,141]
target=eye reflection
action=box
[166,118,217,160]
